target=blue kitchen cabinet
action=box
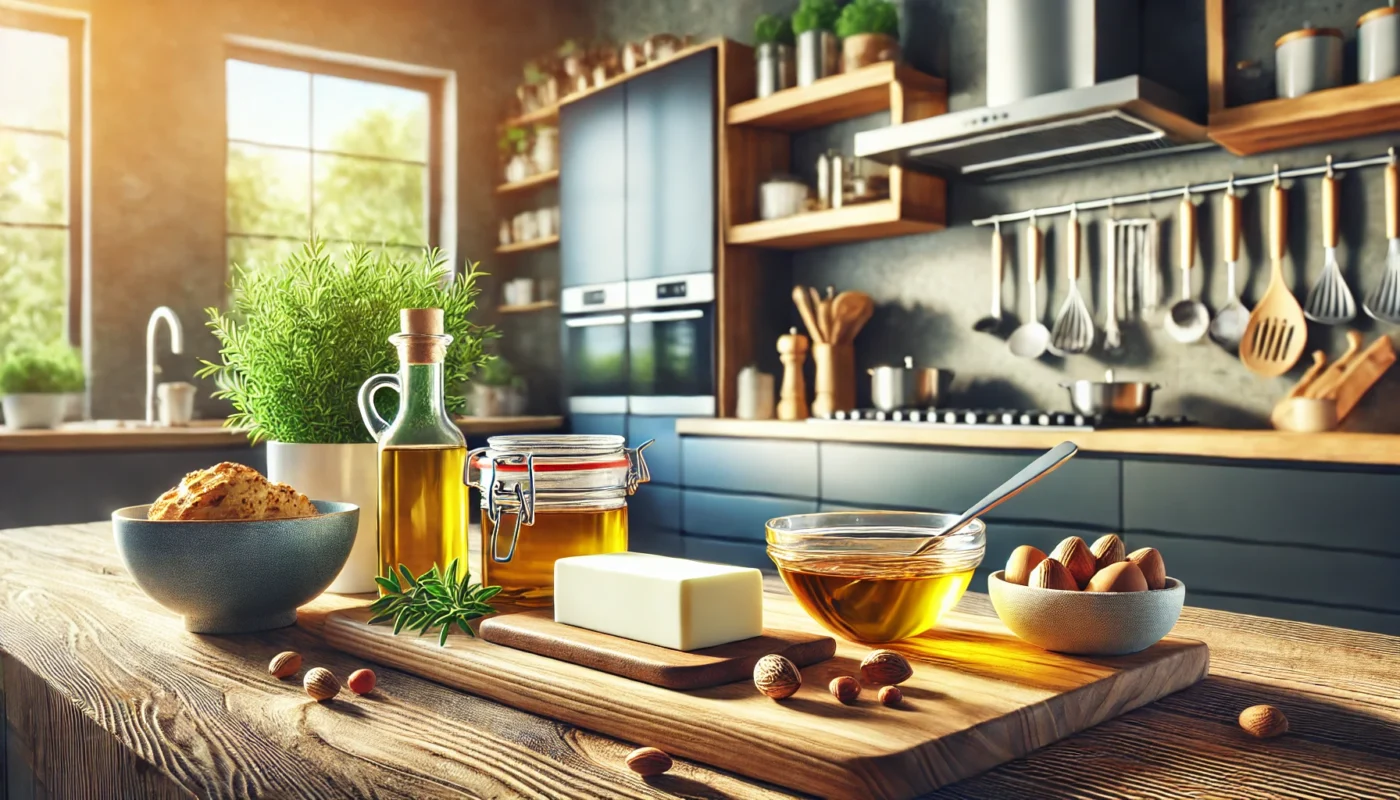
[560,83,627,288]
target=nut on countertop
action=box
[878,685,903,707]
[303,667,340,702]
[1239,704,1289,738]
[625,746,673,776]
[268,651,302,678]
[753,654,801,700]
[829,675,861,704]
[860,649,913,686]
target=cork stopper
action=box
[401,308,444,335]
[398,308,448,364]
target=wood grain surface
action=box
[479,609,836,689]
[4,522,1400,799]
[676,417,1400,467]
[327,593,1208,799]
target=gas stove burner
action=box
[815,408,1196,431]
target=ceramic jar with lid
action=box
[1359,7,1400,83]
[1275,25,1344,98]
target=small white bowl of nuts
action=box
[987,534,1185,656]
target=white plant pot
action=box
[267,441,379,593]
[2,393,68,429]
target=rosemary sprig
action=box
[367,558,502,647]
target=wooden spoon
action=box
[806,286,828,343]
[1304,330,1362,399]
[792,286,822,343]
[1286,351,1328,399]
[830,291,871,343]
[1240,180,1306,377]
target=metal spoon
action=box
[1165,189,1210,343]
[906,441,1079,557]
[1008,218,1051,359]
[974,221,1005,333]
[1210,181,1250,350]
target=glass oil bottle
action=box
[358,308,468,585]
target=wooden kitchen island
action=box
[3,523,1399,799]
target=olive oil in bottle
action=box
[380,445,467,582]
[359,309,468,587]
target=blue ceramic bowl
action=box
[112,500,359,634]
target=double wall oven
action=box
[563,273,715,416]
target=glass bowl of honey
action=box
[765,511,985,643]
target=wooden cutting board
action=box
[324,595,1209,800]
[479,609,836,689]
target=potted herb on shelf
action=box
[197,241,492,593]
[469,355,526,418]
[753,13,796,97]
[0,341,84,430]
[558,39,590,95]
[524,59,559,108]
[792,0,840,86]
[500,126,532,184]
[836,0,901,72]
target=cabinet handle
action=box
[564,314,627,328]
[630,309,705,323]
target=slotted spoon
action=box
[1210,186,1250,350]
[1303,162,1357,324]
[1240,179,1307,377]
[1050,206,1094,355]
[1364,151,1400,324]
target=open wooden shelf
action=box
[494,235,558,255]
[727,200,943,249]
[495,170,558,195]
[497,300,558,315]
[727,61,946,131]
[559,40,720,112]
[1207,76,1400,156]
[503,104,558,129]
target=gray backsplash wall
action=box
[587,0,1400,428]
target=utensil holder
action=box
[1271,397,1338,432]
[812,342,855,419]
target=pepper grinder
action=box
[777,327,809,420]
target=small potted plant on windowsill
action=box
[792,0,840,86]
[196,240,493,592]
[836,0,901,72]
[753,12,796,97]
[0,341,84,430]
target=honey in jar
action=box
[468,435,651,606]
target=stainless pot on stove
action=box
[869,356,951,411]
[1060,369,1158,418]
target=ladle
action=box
[1008,218,1051,359]
[905,441,1079,557]
[1210,180,1251,350]
[1165,188,1210,343]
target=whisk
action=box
[1050,206,1095,355]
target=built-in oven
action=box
[562,281,628,415]
[626,272,715,416]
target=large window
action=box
[225,48,440,275]
[0,9,82,353]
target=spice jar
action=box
[466,434,651,606]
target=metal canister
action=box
[796,29,838,86]
[756,42,795,97]
[1275,25,1344,98]
[1359,7,1400,83]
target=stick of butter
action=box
[554,552,764,651]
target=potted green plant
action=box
[754,13,796,97]
[835,0,901,72]
[196,240,492,592]
[792,0,840,86]
[500,125,532,184]
[0,341,84,430]
[469,355,525,418]
[558,39,590,95]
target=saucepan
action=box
[869,356,952,411]
[1060,369,1159,418]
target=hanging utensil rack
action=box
[971,148,1398,227]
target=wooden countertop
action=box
[676,417,1400,467]
[4,522,1398,799]
[0,415,565,453]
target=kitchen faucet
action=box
[146,306,184,425]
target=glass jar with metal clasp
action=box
[464,434,652,607]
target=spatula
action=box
[1363,150,1400,324]
[1303,161,1357,325]
[1240,178,1306,377]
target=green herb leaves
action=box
[368,558,502,647]
[196,239,495,444]
[0,340,84,394]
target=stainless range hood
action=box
[855,75,1208,181]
